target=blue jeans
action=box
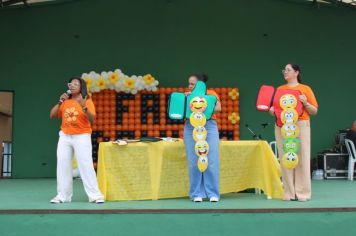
[184,120,220,199]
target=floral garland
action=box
[81,69,159,94]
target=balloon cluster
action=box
[190,97,209,172]
[279,94,301,169]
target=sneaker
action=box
[90,199,105,204]
[94,199,105,204]
[50,196,63,204]
[209,197,219,202]
[193,197,203,202]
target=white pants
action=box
[56,131,103,202]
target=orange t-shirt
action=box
[207,89,220,120]
[277,84,318,120]
[58,98,96,134]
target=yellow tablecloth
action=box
[97,140,283,201]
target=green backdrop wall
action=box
[0,0,355,178]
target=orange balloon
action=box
[172,124,178,131]
[103,112,110,119]
[104,106,110,112]
[96,118,103,125]
[129,124,135,131]
[147,118,153,125]
[147,124,153,131]
[110,113,116,119]
[122,124,129,131]
[135,130,141,138]
[96,107,103,113]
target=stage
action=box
[0,178,356,212]
[0,179,356,235]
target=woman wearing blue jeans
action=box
[183,74,221,202]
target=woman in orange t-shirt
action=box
[270,64,318,202]
[49,77,104,204]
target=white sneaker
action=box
[193,197,203,202]
[90,199,105,204]
[209,197,219,202]
[50,196,64,204]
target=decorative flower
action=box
[82,73,93,90]
[143,74,155,85]
[122,76,138,94]
[228,112,240,124]
[142,74,159,91]
[124,77,136,89]
[96,75,107,90]
[64,107,79,122]
[228,89,239,100]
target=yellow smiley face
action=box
[281,152,299,169]
[193,126,207,141]
[190,96,208,113]
[281,108,298,124]
[190,112,207,127]
[281,123,300,138]
[197,155,208,172]
[195,140,209,157]
[280,94,297,109]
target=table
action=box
[97,140,283,201]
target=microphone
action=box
[59,90,72,103]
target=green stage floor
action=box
[1,179,356,212]
[1,179,356,236]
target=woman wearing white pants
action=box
[49,77,104,204]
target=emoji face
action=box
[190,96,208,113]
[197,155,208,172]
[195,140,209,156]
[281,123,300,138]
[280,94,297,109]
[281,152,299,169]
[193,126,207,141]
[190,112,207,127]
[283,138,300,153]
[281,108,298,124]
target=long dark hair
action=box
[289,63,302,84]
[190,74,209,84]
[68,77,89,98]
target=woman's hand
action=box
[269,106,275,116]
[299,94,308,106]
[77,94,87,108]
[184,91,191,96]
[59,93,70,103]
